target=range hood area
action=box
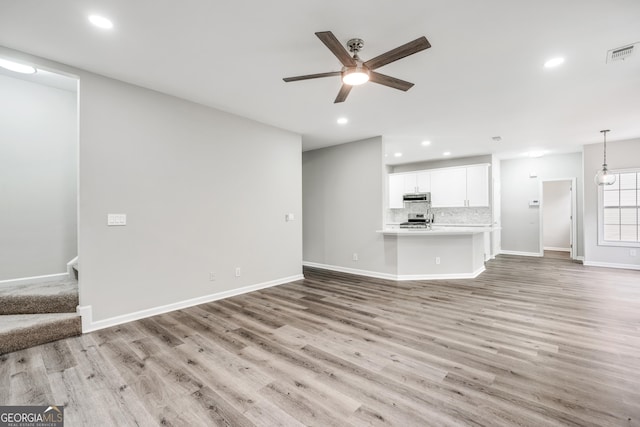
[402,192,431,203]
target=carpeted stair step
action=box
[0,313,81,355]
[0,279,78,315]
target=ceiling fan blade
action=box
[315,31,357,67]
[364,36,431,70]
[334,84,352,103]
[369,72,414,91]
[283,71,341,82]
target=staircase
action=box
[0,274,82,355]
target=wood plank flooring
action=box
[2,254,640,426]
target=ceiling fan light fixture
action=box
[342,65,369,86]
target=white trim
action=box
[67,256,78,279]
[539,177,578,260]
[583,261,640,271]
[576,256,585,262]
[544,246,571,252]
[499,250,543,257]
[396,266,485,281]
[76,274,304,333]
[303,261,397,280]
[597,169,640,248]
[303,261,485,281]
[0,272,68,286]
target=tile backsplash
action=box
[387,202,492,224]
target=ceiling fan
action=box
[283,31,431,103]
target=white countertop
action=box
[377,226,496,235]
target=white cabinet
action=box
[402,171,430,193]
[388,164,488,209]
[389,171,431,208]
[388,173,405,209]
[431,168,467,207]
[416,172,430,193]
[466,164,489,207]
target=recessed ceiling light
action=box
[0,58,36,74]
[336,117,348,125]
[394,152,403,157]
[88,14,114,29]
[443,151,451,156]
[421,140,431,146]
[544,57,564,68]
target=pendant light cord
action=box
[601,129,610,166]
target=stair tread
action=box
[0,313,79,334]
[0,279,78,297]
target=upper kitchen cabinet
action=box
[388,173,405,208]
[389,171,431,208]
[431,168,467,207]
[466,164,489,207]
[403,171,430,194]
[389,164,489,208]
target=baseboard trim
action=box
[77,274,305,333]
[544,247,571,252]
[582,261,640,271]
[303,262,397,280]
[396,266,486,281]
[302,261,486,281]
[0,272,68,286]
[499,250,543,257]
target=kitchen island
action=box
[376,226,493,280]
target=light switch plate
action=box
[285,213,295,222]
[107,214,127,226]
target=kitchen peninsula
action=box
[377,226,492,280]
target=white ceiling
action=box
[1,0,639,165]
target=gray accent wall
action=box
[0,74,77,281]
[303,137,396,275]
[1,46,303,322]
[500,152,583,256]
[584,137,640,267]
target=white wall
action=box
[0,74,77,281]
[501,152,583,256]
[303,137,397,275]
[542,180,571,250]
[584,137,640,268]
[0,46,303,324]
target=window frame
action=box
[597,167,640,248]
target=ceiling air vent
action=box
[606,44,635,63]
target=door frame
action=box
[538,177,577,259]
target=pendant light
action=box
[594,129,616,186]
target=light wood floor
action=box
[2,255,640,426]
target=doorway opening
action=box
[539,178,577,260]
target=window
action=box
[598,169,640,247]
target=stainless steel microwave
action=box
[403,192,431,203]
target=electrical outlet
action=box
[235,267,241,277]
[352,253,358,261]
[435,257,441,265]
[209,272,215,281]
[631,249,637,257]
